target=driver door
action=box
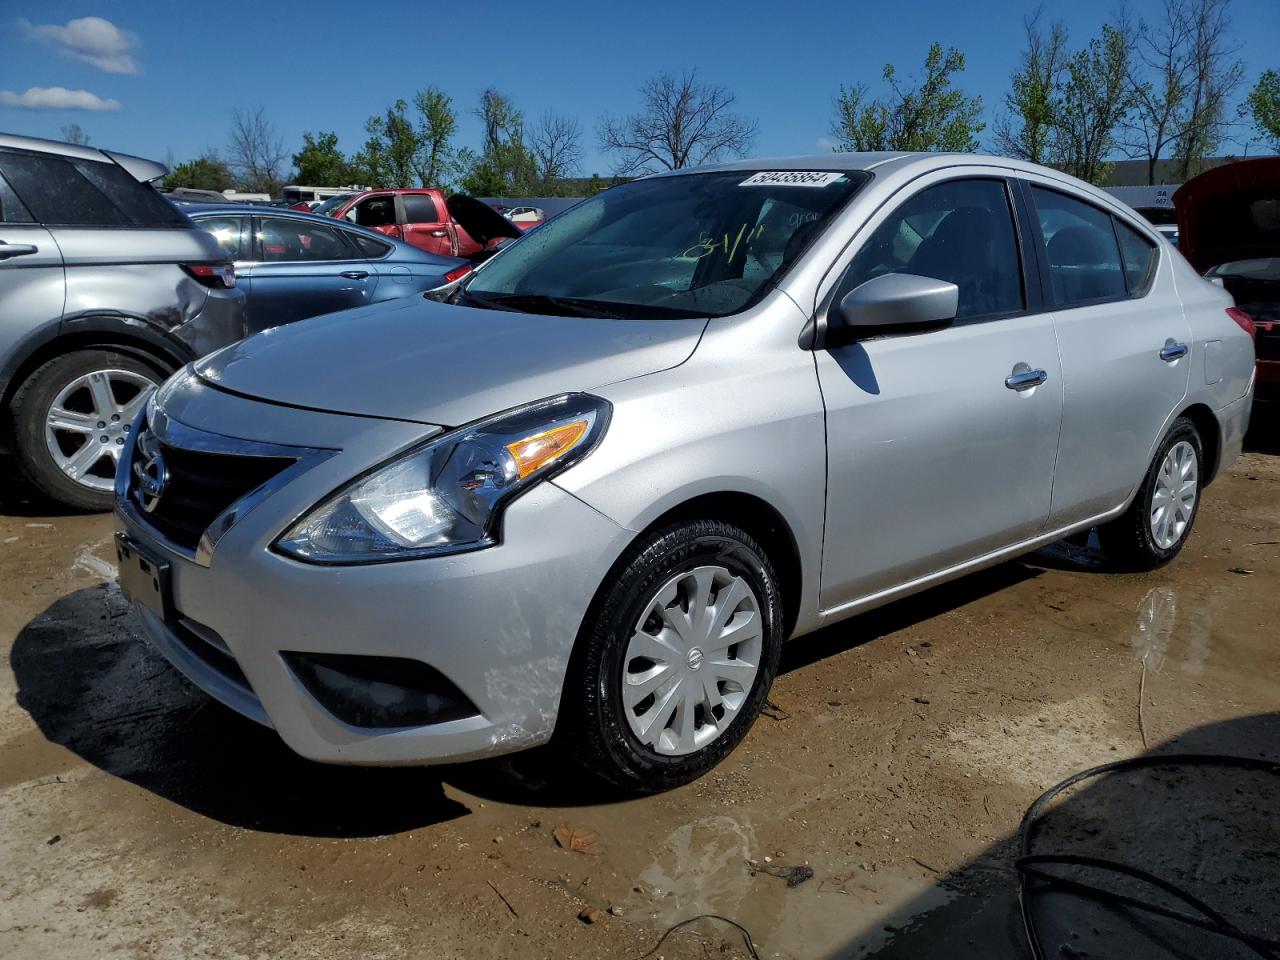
[814,174,1063,608]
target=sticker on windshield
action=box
[739,171,845,187]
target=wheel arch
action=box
[1177,402,1222,484]
[583,490,804,645]
[2,322,190,439]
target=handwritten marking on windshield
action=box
[681,223,766,263]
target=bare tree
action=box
[60,123,90,145]
[993,11,1069,164]
[599,69,757,175]
[529,111,582,185]
[1122,0,1242,184]
[227,106,287,194]
[1173,0,1243,179]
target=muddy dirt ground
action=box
[2,422,1278,960]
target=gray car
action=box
[0,133,246,510]
[114,153,1254,791]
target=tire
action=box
[562,520,784,793]
[10,349,163,512]
[1098,417,1204,571]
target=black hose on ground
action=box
[1017,753,1280,960]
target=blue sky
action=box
[2,0,1277,178]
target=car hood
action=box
[194,297,707,426]
[1173,157,1280,273]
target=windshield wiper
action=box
[481,294,629,320]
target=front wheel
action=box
[1098,417,1204,570]
[562,520,784,793]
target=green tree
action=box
[165,153,234,191]
[353,99,418,188]
[1249,69,1280,151]
[1051,25,1133,184]
[460,88,537,195]
[292,131,353,186]
[993,13,1068,164]
[413,86,458,188]
[832,44,984,153]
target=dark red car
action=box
[323,188,520,261]
[1175,158,1280,403]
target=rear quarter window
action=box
[348,231,392,258]
[1115,219,1159,294]
[0,150,187,227]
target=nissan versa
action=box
[114,153,1255,791]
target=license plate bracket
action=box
[115,533,173,621]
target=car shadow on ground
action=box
[8,582,625,838]
[833,711,1280,960]
[0,459,87,518]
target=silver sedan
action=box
[114,152,1255,791]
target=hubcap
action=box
[621,565,763,756]
[44,369,156,492]
[1150,440,1198,550]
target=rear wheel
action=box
[1098,417,1203,570]
[562,520,783,793]
[10,350,162,511]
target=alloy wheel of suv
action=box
[44,368,155,492]
[11,349,163,511]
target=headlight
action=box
[276,394,610,563]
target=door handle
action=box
[430,229,448,238]
[340,270,369,280]
[1005,367,1049,391]
[1159,340,1188,362]
[0,242,39,260]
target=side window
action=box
[347,231,392,258]
[0,151,128,225]
[402,194,439,224]
[195,216,247,260]
[1115,219,1158,294]
[257,217,353,262]
[352,196,397,228]
[841,178,1024,321]
[1030,186,1126,305]
[0,171,35,223]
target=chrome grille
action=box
[128,420,295,551]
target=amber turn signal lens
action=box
[506,420,589,478]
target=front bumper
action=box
[115,375,631,765]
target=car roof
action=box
[0,131,168,182]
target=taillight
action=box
[182,262,236,289]
[443,264,472,284]
[1226,307,1255,338]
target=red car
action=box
[1175,158,1280,403]
[323,188,520,261]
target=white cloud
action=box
[24,16,141,75]
[0,87,122,111]
[816,137,840,152]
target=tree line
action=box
[166,0,1279,196]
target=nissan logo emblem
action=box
[133,433,168,514]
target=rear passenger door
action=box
[0,161,64,356]
[814,173,1063,607]
[398,193,456,256]
[1020,180,1191,526]
[245,216,380,331]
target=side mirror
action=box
[826,272,958,346]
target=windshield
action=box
[312,193,353,217]
[464,170,869,318]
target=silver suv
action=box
[0,133,246,510]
